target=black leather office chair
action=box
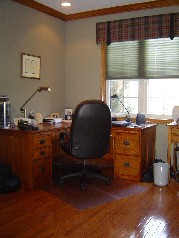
[59,100,111,190]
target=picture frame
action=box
[21,53,41,79]
[64,108,73,120]
[50,113,59,118]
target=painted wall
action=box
[0,0,65,119]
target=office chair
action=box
[59,100,111,190]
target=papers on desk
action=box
[43,117,63,124]
[53,118,63,123]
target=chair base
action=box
[59,159,110,191]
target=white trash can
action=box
[153,162,169,186]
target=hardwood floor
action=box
[0,175,179,238]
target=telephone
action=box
[18,120,39,130]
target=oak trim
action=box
[115,117,173,125]
[100,43,106,102]
[66,0,179,21]
[12,0,179,22]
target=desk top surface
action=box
[0,122,157,134]
[167,122,179,127]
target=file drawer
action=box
[32,146,52,160]
[115,132,140,156]
[114,155,140,181]
[112,125,156,181]
[171,127,179,142]
[32,157,51,187]
[32,133,51,148]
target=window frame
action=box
[100,43,176,121]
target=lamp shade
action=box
[38,87,51,92]
[172,106,179,122]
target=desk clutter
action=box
[43,117,63,124]
[17,120,39,130]
[13,109,72,130]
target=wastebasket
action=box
[153,162,169,186]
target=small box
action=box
[136,113,145,125]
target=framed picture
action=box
[21,53,41,79]
[50,113,59,118]
[64,108,73,120]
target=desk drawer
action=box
[32,134,51,148]
[171,127,179,142]
[115,132,140,155]
[32,158,52,183]
[32,146,52,160]
[114,155,140,181]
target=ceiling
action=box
[12,0,179,21]
[34,0,153,15]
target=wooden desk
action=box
[0,123,156,189]
[167,123,179,176]
[0,123,69,190]
[111,124,156,181]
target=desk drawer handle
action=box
[40,151,46,156]
[124,162,130,167]
[40,139,45,144]
[124,140,130,146]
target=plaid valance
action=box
[96,12,179,45]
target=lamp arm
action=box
[111,94,131,122]
[117,98,130,115]
[20,88,39,111]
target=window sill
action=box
[116,116,173,125]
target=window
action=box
[106,37,179,119]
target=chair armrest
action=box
[59,130,71,154]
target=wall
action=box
[65,6,179,161]
[0,0,65,119]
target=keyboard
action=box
[112,120,131,127]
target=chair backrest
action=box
[70,100,111,159]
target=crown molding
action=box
[12,0,67,21]
[66,0,179,21]
[12,0,179,22]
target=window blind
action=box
[106,37,179,79]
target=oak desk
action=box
[167,123,179,177]
[0,123,156,189]
[111,124,156,181]
[0,123,69,190]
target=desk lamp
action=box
[111,94,131,122]
[20,87,51,118]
